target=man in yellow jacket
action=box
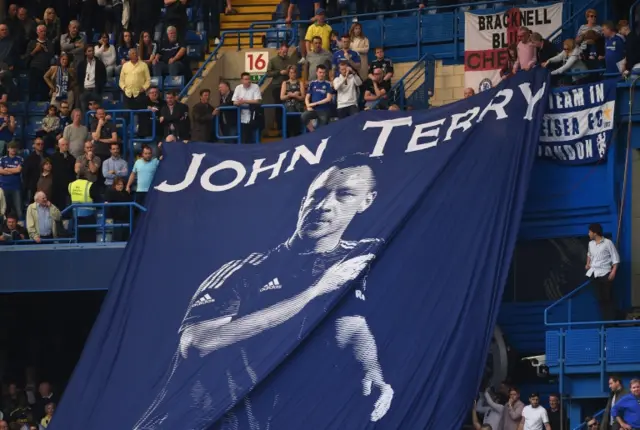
[68,171,101,242]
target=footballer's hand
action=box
[313,254,375,297]
[364,376,393,422]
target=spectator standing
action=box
[36,158,53,200]
[513,27,537,74]
[191,88,214,142]
[602,21,626,75]
[26,190,61,242]
[368,47,394,83]
[59,20,85,67]
[303,8,332,58]
[107,0,124,45]
[42,8,61,44]
[576,9,603,43]
[306,36,332,81]
[77,45,107,113]
[266,42,297,130]
[16,8,36,53]
[137,31,158,70]
[40,402,54,428]
[119,48,151,110]
[137,86,164,138]
[349,23,369,79]
[503,387,525,430]
[163,0,188,40]
[476,389,504,430]
[530,33,559,65]
[74,140,101,183]
[102,142,128,187]
[25,24,54,102]
[115,31,135,77]
[63,108,89,158]
[286,0,322,67]
[500,44,519,80]
[159,90,190,141]
[44,53,77,109]
[520,393,551,430]
[232,72,262,143]
[23,137,46,202]
[90,108,118,160]
[0,142,23,219]
[332,35,361,74]
[0,24,18,99]
[543,39,589,84]
[58,100,71,131]
[0,103,16,154]
[623,27,640,78]
[126,144,158,207]
[0,212,27,242]
[104,176,131,241]
[95,32,117,79]
[333,60,361,118]
[580,30,605,73]
[280,65,305,137]
[68,170,101,242]
[152,26,186,77]
[585,223,620,321]
[50,137,75,210]
[301,64,332,132]
[33,381,55,422]
[37,105,61,151]
[547,394,568,430]
[363,67,391,109]
[611,379,640,430]
[214,81,237,140]
[601,376,628,430]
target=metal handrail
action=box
[213,103,288,143]
[368,52,435,110]
[179,28,293,99]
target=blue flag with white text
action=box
[538,79,616,164]
[50,69,549,430]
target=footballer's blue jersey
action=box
[138,238,382,430]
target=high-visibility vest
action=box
[68,179,93,204]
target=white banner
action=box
[464,3,563,92]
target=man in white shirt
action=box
[232,72,262,144]
[332,60,361,119]
[519,393,551,430]
[585,223,620,321]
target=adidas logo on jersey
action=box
[259,278,282,292]
[192,293,215,307]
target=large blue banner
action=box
[50,69,549,430]
[538,79,617,164]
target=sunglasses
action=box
[588,14,597,18]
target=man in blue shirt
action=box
[0,141,23,219]
[612,379,640,429]
[126,145,159,208]
[332,34,361,74]
[300,64,333,132]
[602,21,626,75]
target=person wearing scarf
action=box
[44,53,77,109]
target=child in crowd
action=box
[38,105,60,152]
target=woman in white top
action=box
[542,38,589,84]
[575,8,603,42]
[95,32,117,79]
[349,22,370,79]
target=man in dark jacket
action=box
[159,90,190,141]
[191,88,214,142]
[24,24,53,101]
[215,81,237,142]
[22,137,46,202]
[531,32,559,64]
[601,375,628,430]
[138,86,164,139]
[50,137,76,210]
[76,45,106,113]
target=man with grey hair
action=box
[60,20,86,67]
[153,26,186,77]
[26,190,62,243]
[513,26,537,74]
[50,137,76,210]
[26,24,54,101]
[529,32,559,64]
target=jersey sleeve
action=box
[179,253,266,332]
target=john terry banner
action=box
[464,3,563,92]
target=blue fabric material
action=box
[49,69,550,430]
[612,394,640,427]
[538,79,616,164]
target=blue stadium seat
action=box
[163,75,184,90]
[105,100,123,110]
[149,76,162,89]
[104,77,118,92]
[186,7,193,21]
[25,117,43,138]
[187,45,203,60]
[102,92,115,102]
[7,101,26,116]
[185,30,203,45]
[28,101,49,116]
[13,117,24,140]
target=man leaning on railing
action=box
[585,223,620,322]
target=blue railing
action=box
[369,52,435,110]
[214,103,288,143]
[571,409,604,430]
[179,29,293,99]
[4,202,145,245]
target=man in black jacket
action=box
[50,137,76,210]
[76,45,106,113]
[22,137,45,203]
[159,90,190,141]
[531,32,560,64]
[24,24,53,102]
[191,88,213,142]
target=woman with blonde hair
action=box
[349,22,370,78]
[576,9,602,42]
[42,8,61,43]
[43,53,77,109]
[542,38,589,84]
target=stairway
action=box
[219,0,281,50]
